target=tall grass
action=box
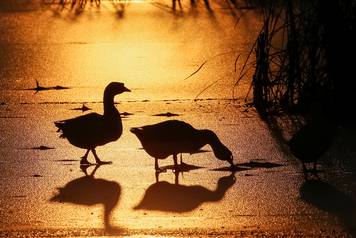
[238,0,356,122]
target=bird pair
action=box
[55,82,234,170]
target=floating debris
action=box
[212,161,283,172]
[27,80,70,92]
[120,112,134,117]
[11,195,27,198]
[71,104,91,112]
[33,174,43,177]
[152,112,180,117]
[30,145,55,150]
[54,159,79,162]
[238,161,283,169]
[0,116,26,119]
[141,100,150,102]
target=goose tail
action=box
[54,121,66,138]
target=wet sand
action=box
[1,0,356,237]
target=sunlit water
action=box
[0,0,352,237]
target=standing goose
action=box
[55,82,130,164]
[130,120,234,171]
[288,102,337,174]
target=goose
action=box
[55,82,130,164]
[288,102,337,174]
[130,120,234,171]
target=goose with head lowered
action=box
[130,120,234,171]
[55,82,130,165]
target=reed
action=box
[236,0,356,122]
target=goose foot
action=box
[91,149,112,165]
[80,157,90,165]
[80,150,90,164]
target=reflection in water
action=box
[54,82,130,164]
[155,162,203,184]
[50,165,122,234]
[300,179,356,236]
[172,0,212,12]
[134,172,235,212]
[130,120,234,172]
[45,0,127,17]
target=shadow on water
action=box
[50,164,123,235]
[300,179,356,236]
[134,172,235,212]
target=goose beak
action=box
[123,86,131,92]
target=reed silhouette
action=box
[50,164,122,234]
[134,172,236,212]
[55,82,130,164]
[300,179,356,236]
[130,120,234,172]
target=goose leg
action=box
[80,150,90,164]
[155,158,159,170]
[173,154,178,168]
[155,158,166,173]
[180,153,183,165]
[92,149,112,165]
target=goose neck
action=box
[103,91,118,117]
[200,129,224,154]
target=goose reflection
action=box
[50,165,121,233]
[134,172,236,213]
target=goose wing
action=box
[55,113,104,139]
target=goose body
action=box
[130,120,233,170]
[55,82,130,164]
[288,103,336,173]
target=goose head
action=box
[105,82,131,97]
[214,144,234,167]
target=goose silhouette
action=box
[288,102,336,174]
[133,172,236,212]
[130,120,234,171]
[55,82,130,164]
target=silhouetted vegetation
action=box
[236,0,356,124]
